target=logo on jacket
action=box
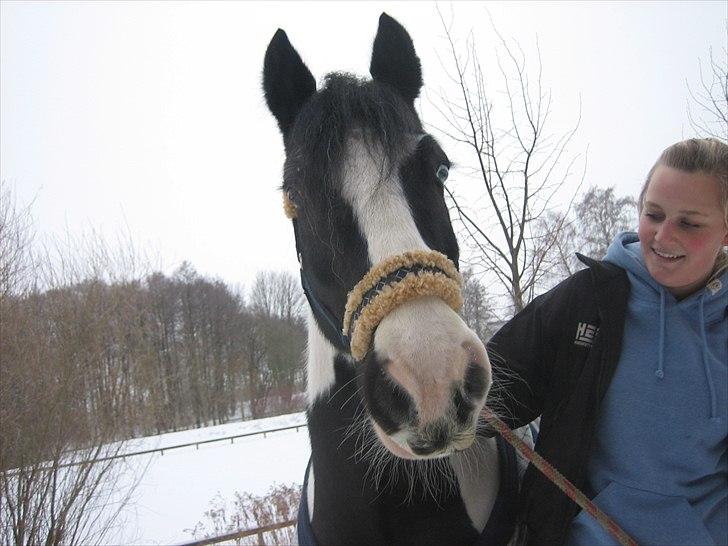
[574,322,599,347]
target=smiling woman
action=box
[637,139,728,299]
[485,137,728,546]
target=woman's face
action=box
[638,166,728,299]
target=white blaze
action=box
[340,137,428,262]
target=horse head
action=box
[263,13,491,461]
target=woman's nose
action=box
[654,219,676,242]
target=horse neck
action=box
[305,310,339,405]
[304,317,388,544]
[305,311,377,498]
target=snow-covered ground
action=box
[103,412,310,545]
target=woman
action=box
[487,138,727,545]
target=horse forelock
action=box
[285,73,421,204]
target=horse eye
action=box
[436,164,449,183]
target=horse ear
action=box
[369,13,422,103]
[263,29,316,137]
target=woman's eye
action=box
[436,164,449,183]
[681,220,700,228]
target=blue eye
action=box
[436,164,449,183]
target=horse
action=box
[263,13,531,546]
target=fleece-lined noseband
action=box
[284,191,463,361]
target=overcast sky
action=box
[2,1,726,292]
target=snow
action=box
[102,412,310,545]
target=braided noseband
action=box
[342,251,462,360]
[284,191,463,361]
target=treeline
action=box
[2,262,306,460]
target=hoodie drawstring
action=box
[655,290,666,380]
[698,294,719,420]
[656,290,720,420]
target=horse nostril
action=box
[452,363,486,426]
[453,388,474,426]
[363,356,415,434]
[463,362,487,400]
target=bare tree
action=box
[240,312,272,419]
[431,11,584,314]
[0,185,139,545]
[536,186,637,286]
[574,186,637,259]
[0,181,35,299]
[533,210,580,286]
[247,271,305,417]
[687,33,728,140]
[0,343,134,546]
[460,268,498,342]
[249,271,303,322]
[145,271,185,432]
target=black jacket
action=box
[486,255,630,546]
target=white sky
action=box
[2,1,726,292]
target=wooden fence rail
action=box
[4,423,307,474]
[174,519,297,546]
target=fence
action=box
[175,519,298,546]
[4,422,308,473]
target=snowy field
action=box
[102,412,310,545]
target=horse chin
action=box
[370,421,418,459]
[371,421,474,460]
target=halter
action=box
[284,191,463,361]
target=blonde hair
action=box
[639,138,728,281]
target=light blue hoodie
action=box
[567,232,727,546]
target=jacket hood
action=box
[604,231,727,418]
[605,232,663,296]
[605,231,727,307]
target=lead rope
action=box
[481,408,638,546]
